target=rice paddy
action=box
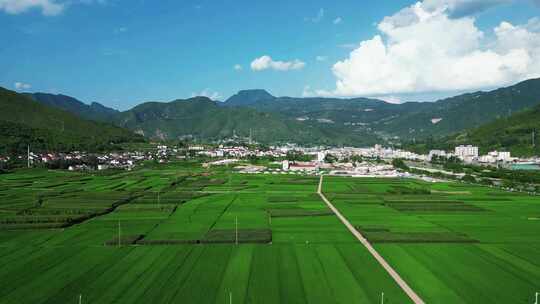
[0,163,539,303]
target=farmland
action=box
[0,162,539,303]
[323,177,540,303]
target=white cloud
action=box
[376,96,403,104]
[421,0,511,17]
[14,82,31,90]
[251,55,306,71]
[191,89,222,100]
[333,17,342,25]
[233,64,243,71]
[0,0,64,15]
[317,1,540,97]
[306,8,324,23]
[0,0,108,16]
[316,56,327,62]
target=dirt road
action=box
[317,175,425,304]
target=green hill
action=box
[406,104,540,157]
[25,92,119,122]
[379,78,540,139]
[115,96,381,146]
[224,78,540,141]
[224,89,275,106]
[0,87,144,154]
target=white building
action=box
[487,151,511,162]
[317,151,326,163]
[282,160,290,171]
[455,145,479,159]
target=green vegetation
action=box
[113,96,381,145]
[409,103,540,157]
[15,78,540,147]
[1,161,539,303]
[323,177,540,303]
[224,78,540,142]
[25,92,119,122]
[0,163,412,303]
[0,87,144,154]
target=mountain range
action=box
[221,78,540,140]
[25,93,119,122]
[2,77,540,154]
[0,88,143,154]
[407,103,540,157]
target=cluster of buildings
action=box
[430,145,513,164]
[4,150,159,171]
[193,145,288,159]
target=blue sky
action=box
[1,0,539,110]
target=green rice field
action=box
[0,162,539,303]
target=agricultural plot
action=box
[4,165,537,303]
[0,166,412,303]
[323,176,540,303]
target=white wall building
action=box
[455,145,479,159]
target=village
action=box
[1,142,539,175]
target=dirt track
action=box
[317,175,425,304]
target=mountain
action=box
[378,78,540,139]
[224,89,275,106]
[25,93,119,122]
[114,96,381,145]
[0,87,143,154]
[408,104,540,157]
[12,77,540,149]
[222,78,540,141]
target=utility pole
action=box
[118,220,121,247]
[235,216,238,246]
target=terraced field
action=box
[0,164,410,304]
[323,177,540,303]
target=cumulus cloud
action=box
[14,82,31,90]
[251,55,306,71]
[421,0,511,18]
[191,89,222,100]
[317,1,540,97]
[333,17,342,25]
[0,0,64,15]
[233,64,243,71]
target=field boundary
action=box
[317,175,425,304]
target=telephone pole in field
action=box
[27,145,30,168]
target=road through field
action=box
[317,175,425,304]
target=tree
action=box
[324,153,337,163]
[462,174,476,183]
[392,158,409,171]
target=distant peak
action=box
[236,89,274,96]
[225,89,275,106]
